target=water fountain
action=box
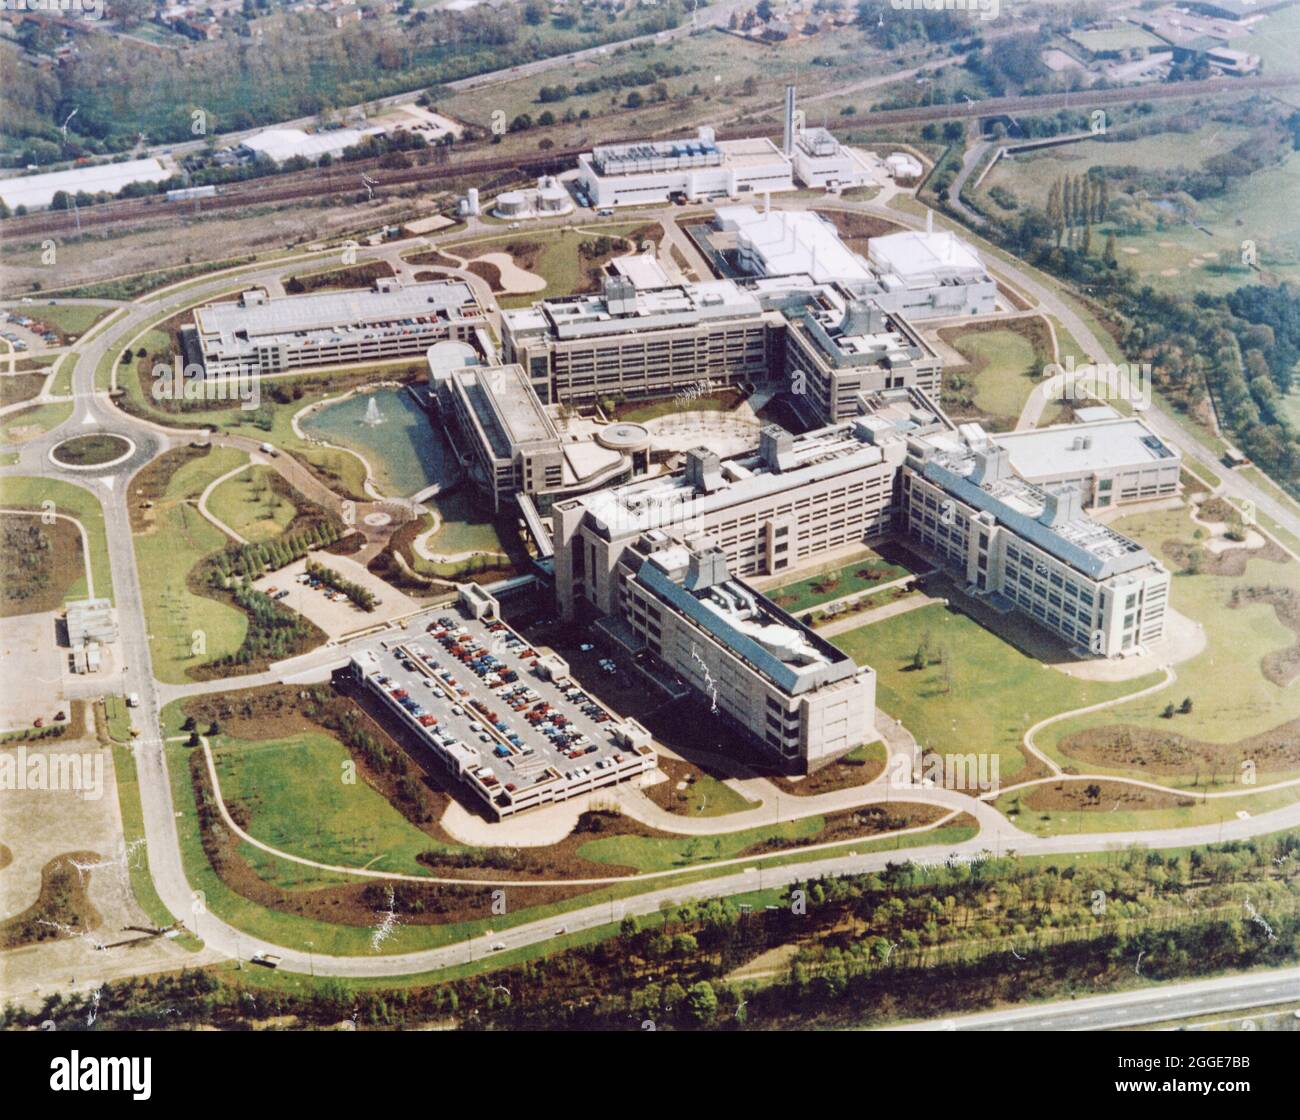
[361,395,385,426]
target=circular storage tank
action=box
[538,186,569,212]
[495,190,529,217]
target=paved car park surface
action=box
[352,604,656,817]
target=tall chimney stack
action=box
[783,85,797,158]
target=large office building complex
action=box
[901,426,1171,657]
[552,415,929,620]
[429,342,565,512]
[782,286,943,425]
[617,536,877,771]
[501,276,784,405]
[192,279,483,376]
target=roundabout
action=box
[48,432,136,471]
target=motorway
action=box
[2,190,1299,996]
[889,967,1300,1032]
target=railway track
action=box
[3,73,1293,243]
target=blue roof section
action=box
[920,458,1151,581]
[636,562,816,694]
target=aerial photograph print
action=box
[0,0,1298,1086]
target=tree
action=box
[685,980,718,1024]
[181,715,196,732]
[1084,783,1102,801]
[1179,697,1193,714]
[1103,232,1118,269]
[1162,703,1176,719]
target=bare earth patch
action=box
[1058,717,1300,779]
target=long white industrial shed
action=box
[0,158,172,212]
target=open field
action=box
[213,732,453,877]
[938,320,1062,431]
[0,476,113,603]
[27,302,116,342]
[132,447,250,683]
[1042,502,1300,789]
[0,513,84,617]
[830,598,1164,783]
[1,400,72,443]
[206,465,299,544]
[977,118,1300,295]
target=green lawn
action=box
[212,732,457,877]
[1,400,72,443]
[995,783,1300,838]
[769,547,914,615]
[135,448,249,683]
[580,816,825,872]
[32,302,116,340]
[205,465,297,544]
[667,774,761,818]
[831,600,1163,782]
[950,328,1042,423]
[0,476,114,603]
[103,695,136,742]
[1041,503,1300,786]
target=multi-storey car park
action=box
[189,278,483,376]
[615,536,878,772]
[901,427,1171,657]
[349,590,656,819]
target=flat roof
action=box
[195,280,477,355]
[717,205,876,285]
[576,420,885,539]
[0,158,172,211]
[994,419,1179,480]
[915,434,1159,580]
[867,230,988,282]
[504,279,764,341]
[635,548,858,696]
[459,364,558,452]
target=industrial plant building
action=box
[192,279,484,376]
[714,205,998,321]
[576,127,796,208]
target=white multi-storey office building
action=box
[552,418,920,621]
[192,279,483,376]
[902,428,1171,657]
[500,276,784,405]
[616,537,877,772]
